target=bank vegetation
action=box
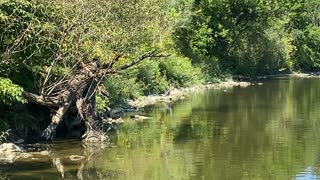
[1,0,320,141]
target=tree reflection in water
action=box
[3,78,320,180]
[49,142,117,180]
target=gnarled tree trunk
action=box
[22,52,166,142]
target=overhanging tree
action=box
[0,0,176,140]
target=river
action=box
[1,77,320,180]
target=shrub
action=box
[159,55,203,87]
[198,55,226,82]
[294,26,320,71]
[104,74,142,105]
[0,78,26,105]
[136,60,169,95]
[96,93,108,113]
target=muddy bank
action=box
[127,80,251,108]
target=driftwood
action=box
[22,51,166,141]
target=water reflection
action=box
[2,77,320,180]
[0,141,114,179]
[295,167,320,180]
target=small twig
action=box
[41,59,58,95]
[84,76,97,102]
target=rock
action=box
[130,115,152,123]
[0,143,24,163]
[68,155,85,161]
[31,150,50,156]
[102,117,112,123]
[238,82,251,87]
[0,143,24,153]
[20,153,33,159]
[113,118,124,124]
[39,150,50,156]
[130,115,151,120]
[103,117,124,125]
[0,153,18,163]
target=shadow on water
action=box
[3,77,320,179]
[0,141,124,180]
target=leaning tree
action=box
[23,52,167,140]
[0,0,179,141]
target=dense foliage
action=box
[176,0,320,76]
[1,0,320,134]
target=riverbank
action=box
[127,72,320,109]
[2,77,320,179]
[289,72,320,78]
[255,72,320,79]
[127,80,251,109]
[2,72,319,146]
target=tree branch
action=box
[110,51,169,73]
[102,54,122,69]
[22,91,60,108]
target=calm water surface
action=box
[2,77,320,180]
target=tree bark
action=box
[22,52,167,141]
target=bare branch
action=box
[102,54,122,69]
[41,58,58,95]
[114,51,169,72]
[22,91,59,108]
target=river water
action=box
[1,77,320,180]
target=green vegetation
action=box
[176,0,320,76]
[159,55,203,87]
[1,0,320,137]
[0,78,25,105]
[104,74,142,105]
